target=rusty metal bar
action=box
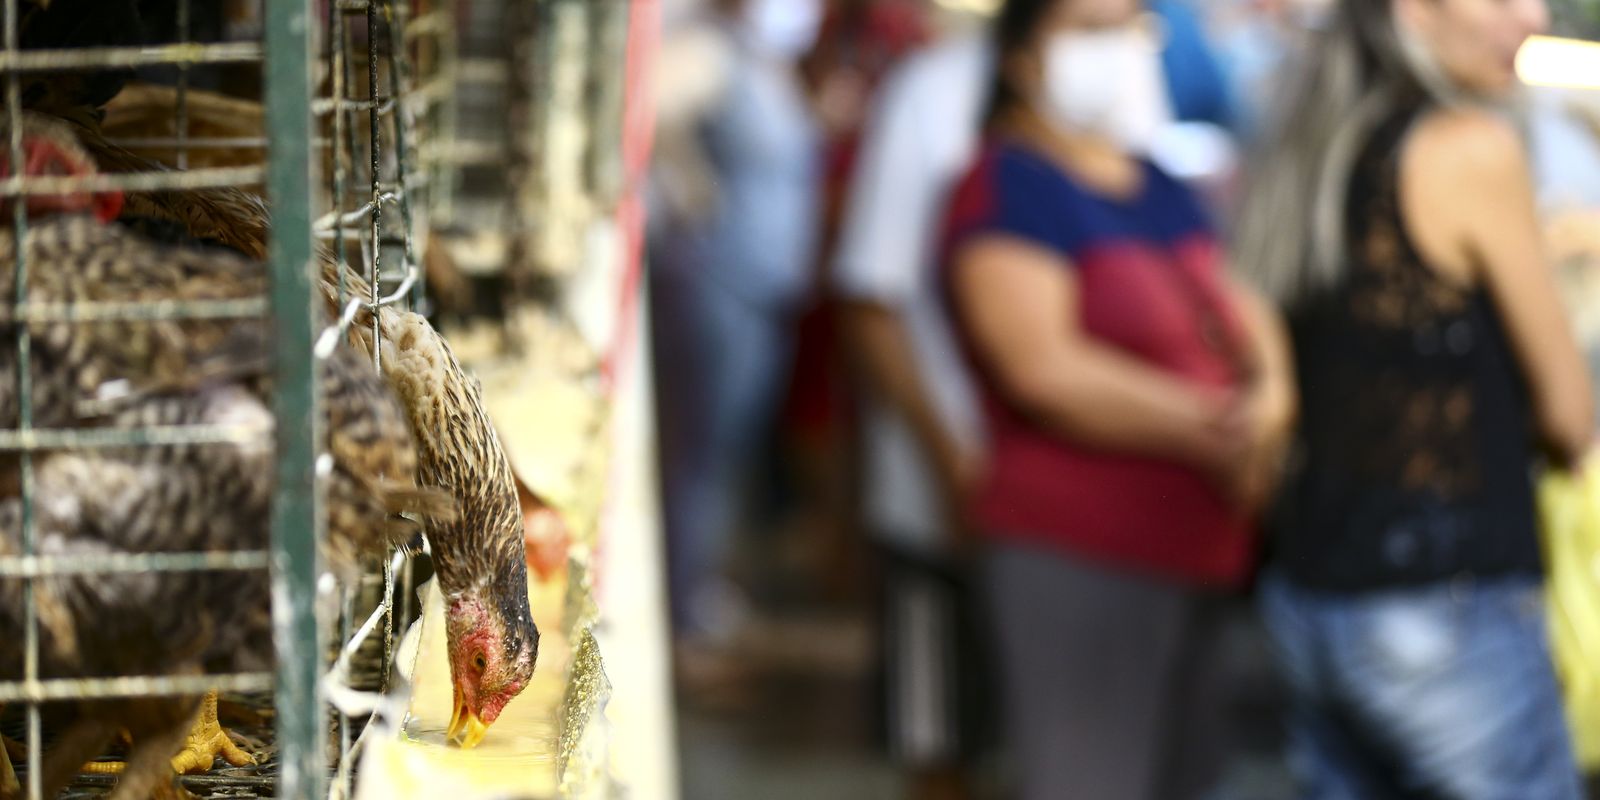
[0,42,261,72]
[0,297,266,323]
[0,673,275,704]
[0,550,270,578]
[0,166,266,196]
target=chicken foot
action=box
[85,691,255,778]
[0,735,16,800]
[171,690,254,774]
[0,702,14,799]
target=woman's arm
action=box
[950,235,1243,473]
[1226,278,1297,509]
[1410,110,1594,465]
[844,301,980,500]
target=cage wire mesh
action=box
[0,0,444,797]
[418,0,631,363]
[419,0,509,296]
[0,2,278,798]
[314,0,438,798]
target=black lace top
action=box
[1274,106,1542,591]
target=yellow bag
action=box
[1537,464,1600,769]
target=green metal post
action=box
[264,1,326,799]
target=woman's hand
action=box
[1216,385,1293,515]
[1216,278,1298,516]
[925,430,985,555]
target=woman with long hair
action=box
[939,0,1295,797]
[1236,0,1593,796]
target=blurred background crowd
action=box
[643,0,1600,798]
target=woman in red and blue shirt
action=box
[939,0,1294,796]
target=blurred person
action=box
[806,0,932,167]
[763,0,934,600]
[1205,0,1334,141]
[833,16,992,800]
[837,2,1254,798]
[939,1,1296,799]
[1529,89,1600,423]
[1149,0,1237,129]
[646,0,823,657]
[1235,0,1595,797]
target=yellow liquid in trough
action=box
[355,312,612,798]
[356,573,570,799]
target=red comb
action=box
[0,137,122,224]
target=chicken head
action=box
[443,568,538,748]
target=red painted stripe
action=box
[600,0,661,394]
[592,0,661,593]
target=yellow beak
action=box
[447,686,491,749]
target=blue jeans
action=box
[1258,571,1583,800]
[650,261,795,638]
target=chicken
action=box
[12,0,540,749]
[0,389,276,800]
[0,129,442,554]
[42,113,535,746]
[81,127,539,749]
[347,310,536,746]
[0,117,453,799]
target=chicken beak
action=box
[446,687,490,748]
[448,685,464,739]
[456,713,490,749]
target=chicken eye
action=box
[473,653,487,673]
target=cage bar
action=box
[0,550,270,578]
[0,673,273,704]
[0,42,262,72]
[2,0,42,796]
[264,0,326,799]
[2,297,267,322]
[0,166,267,196]
[0,0,470,796]
[173,0,191,171]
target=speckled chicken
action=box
[41,109,535,752]
[0,117,452,799]
[77,125,541,749]
[0,388,276,800]
[10,0,540,752]
[347,308,536,746]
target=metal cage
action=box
[0,4,291,797]
[314,1,438,797]
[0,0,441,797]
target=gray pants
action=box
[984,541,1231,800]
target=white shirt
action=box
[833,35,991,553]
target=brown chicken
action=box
[57,102,536,746]
[13,0,538,758]
[0,115,453,799]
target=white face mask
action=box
[1040,27,1174,153]
[743,0,822,60]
